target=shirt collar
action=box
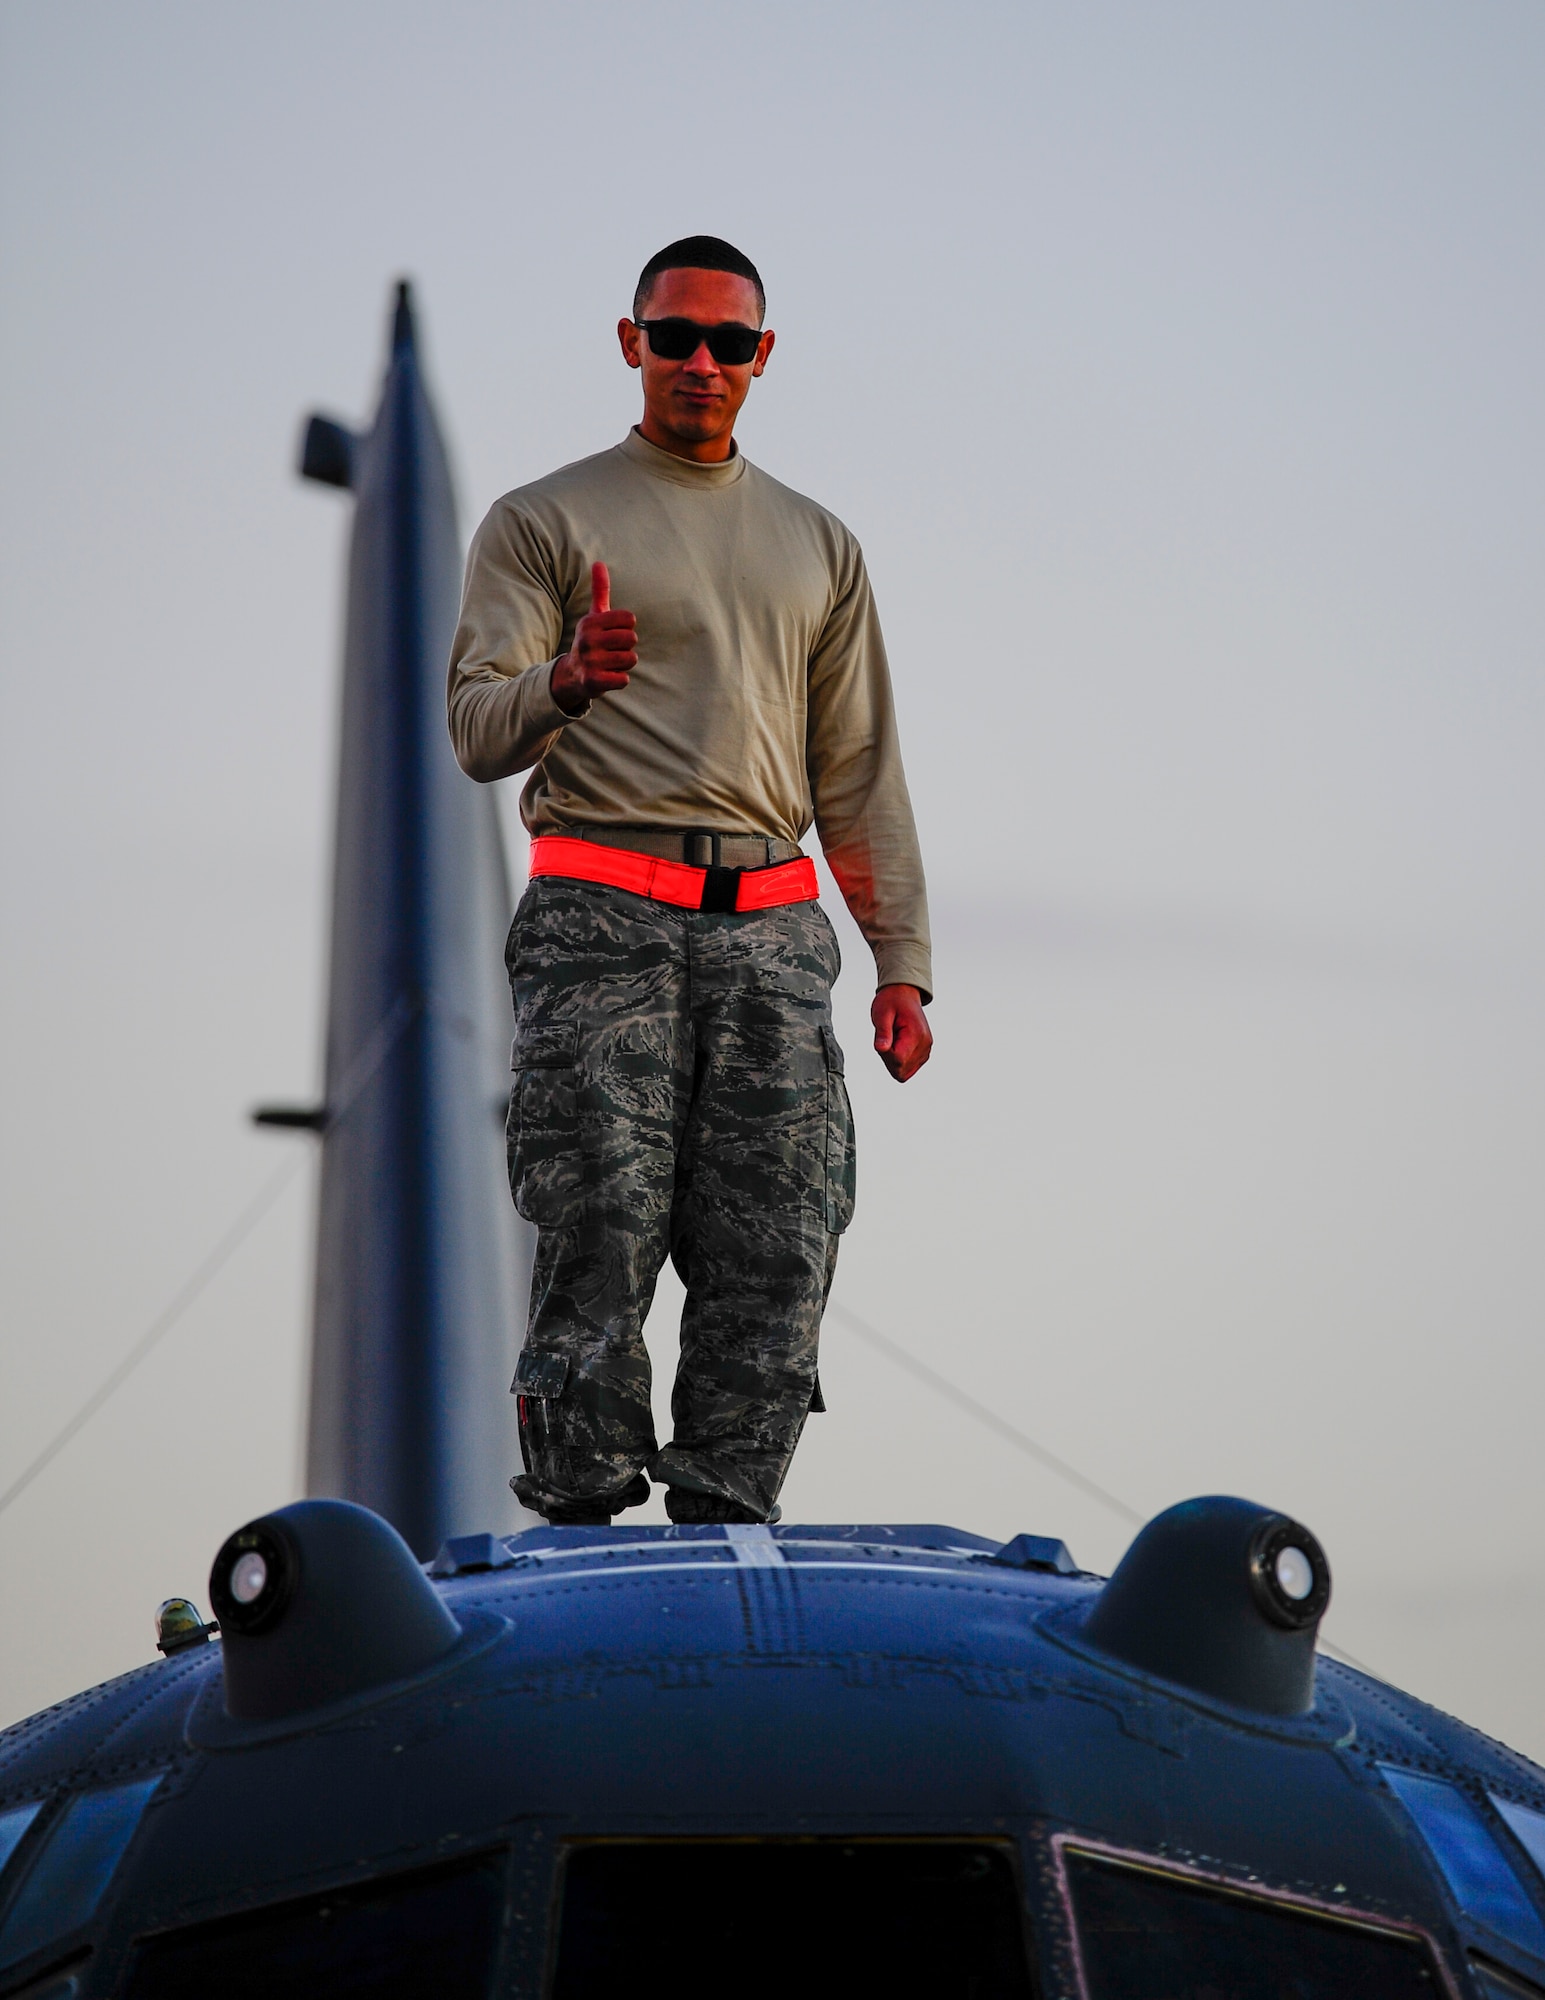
[618,426,747,489]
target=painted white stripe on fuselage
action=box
[724,1524,786,1567]
[472,1558,1034,1592]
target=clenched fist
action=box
[872,985,932,1082]
[552,561,637,715]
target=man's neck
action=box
[636,412,739,465]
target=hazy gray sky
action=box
[3,2,1543,1753]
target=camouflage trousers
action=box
[505,877,856,1520]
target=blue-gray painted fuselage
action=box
[2,1507,1544,1998]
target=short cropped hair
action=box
[633,236,766,323]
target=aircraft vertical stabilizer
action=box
[283,281,531,1557]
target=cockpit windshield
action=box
[551,1838,1034,1998]
[1065,1847,1444,2000]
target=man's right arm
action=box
[551,562,637,713]
[446,501,578,784]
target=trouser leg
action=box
[654,900,856,1519]
[504,879,687,1512]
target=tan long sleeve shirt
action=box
[447,428,931,997]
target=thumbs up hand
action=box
[552,561,637,715]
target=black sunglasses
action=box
[635,318,764,366]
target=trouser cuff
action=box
[511,1470,651,1519]
[649,1447,775,1519]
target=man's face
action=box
[618,268,773,458]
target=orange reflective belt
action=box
[528,835,819,915]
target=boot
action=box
[664,1489,782,1526]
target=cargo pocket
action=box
[511,1347,571,1479]
[512,1348,570,1399]
[820,1025,856,1235]
[508,1021,581,1225]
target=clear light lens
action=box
[230,1551,268,1604]
[1275,1545,1314,1601]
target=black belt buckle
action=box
[686,829,743,914]
[700,865,742,914]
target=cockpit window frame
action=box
[1052,1832,1462,2000]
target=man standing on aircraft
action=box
[448,235,931,1526]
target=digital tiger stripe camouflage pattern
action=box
[505,876,856,1521]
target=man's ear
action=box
[751,328,775,378]
[618,319,644,371]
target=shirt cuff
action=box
[873,947,933,1005]
[528,657,590,728]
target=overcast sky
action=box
[2,2,1543,1755]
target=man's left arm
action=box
[806,541,934,1083]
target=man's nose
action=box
[683,340,720,375]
